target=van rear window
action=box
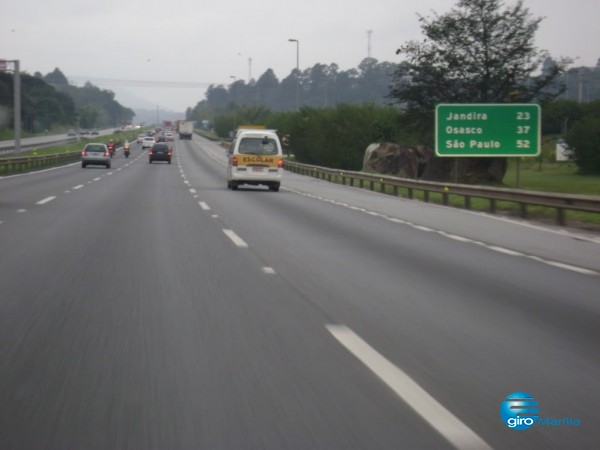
[238,137,278,155]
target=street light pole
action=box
[288,39,299,111]
[230,75,237,130]
[0,59,21,155]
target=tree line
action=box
[0,68,134,134]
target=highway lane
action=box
[0,135,599,449]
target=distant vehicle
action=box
[91,129,99,135]
[81,143,111,168]
[148,143,172,164]
[80,129,90,135]
[67,129,77,136]
[136,134,145,143]
[178,121,194,140]
[227,128,283,192]
[142,136,155,149]
[165,131,174,141]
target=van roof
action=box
[235,129,278,138]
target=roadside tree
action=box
[389,0,569,183]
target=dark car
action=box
[148,143,172,164]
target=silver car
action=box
[81,143,111,168]
[142,136,155,149]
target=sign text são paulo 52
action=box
[435,104,541,157]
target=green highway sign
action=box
[435,104,541,157]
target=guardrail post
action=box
[520,203,527,219]
[424,190,429,203]
[379,181,385,193]
[465,196,471,210]
[369,180,374,191]
[393,185,399,197]
[408,188,413,199]
[490,199,496,214]
[557,208,566,226]
[443,192,449,205]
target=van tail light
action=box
[232,156,238,167]
[277,158,284,168]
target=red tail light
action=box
[104,151,109,157]
[277,158,284,168]
[232,156,238,167]
[81,150,87,156]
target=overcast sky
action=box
[1,0,599,114]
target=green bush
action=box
[566,117,600,174]
[286,104,403,170]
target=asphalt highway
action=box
[0,135,598,449]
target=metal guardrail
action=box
[284,160,600,226]
[0,137,78,155]
[0,151,81,173]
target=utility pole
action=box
[367,30,372,58]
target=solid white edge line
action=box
[222,229,248,248]
[326,325,493,450]
[36,196,56,205]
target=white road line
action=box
[198,201,210,210]
[36,196,56,205]
[222,229,248,248]
[93,177,101,181]
[528,257,598,276]
[72,184,84,190]
[189,188,197,194]
[17,209,27,213]
[286,187,599,276]
[262,267,276,274]
[326,325,494,450]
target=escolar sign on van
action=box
[227,129,284,192]
[238,155,278,165]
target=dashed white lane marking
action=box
[262,267,276,274]
[223,229,248,248]
[72,184,84,190]
[286,187,599,276]
[93,177,101,182]
[36,196,56,205]
[189,188,197,194]
[17,209,27,213]
[326,325,494,450]
[198,201,210,210]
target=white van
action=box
[227,129,283,192]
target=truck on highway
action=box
[178,121,194,140]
